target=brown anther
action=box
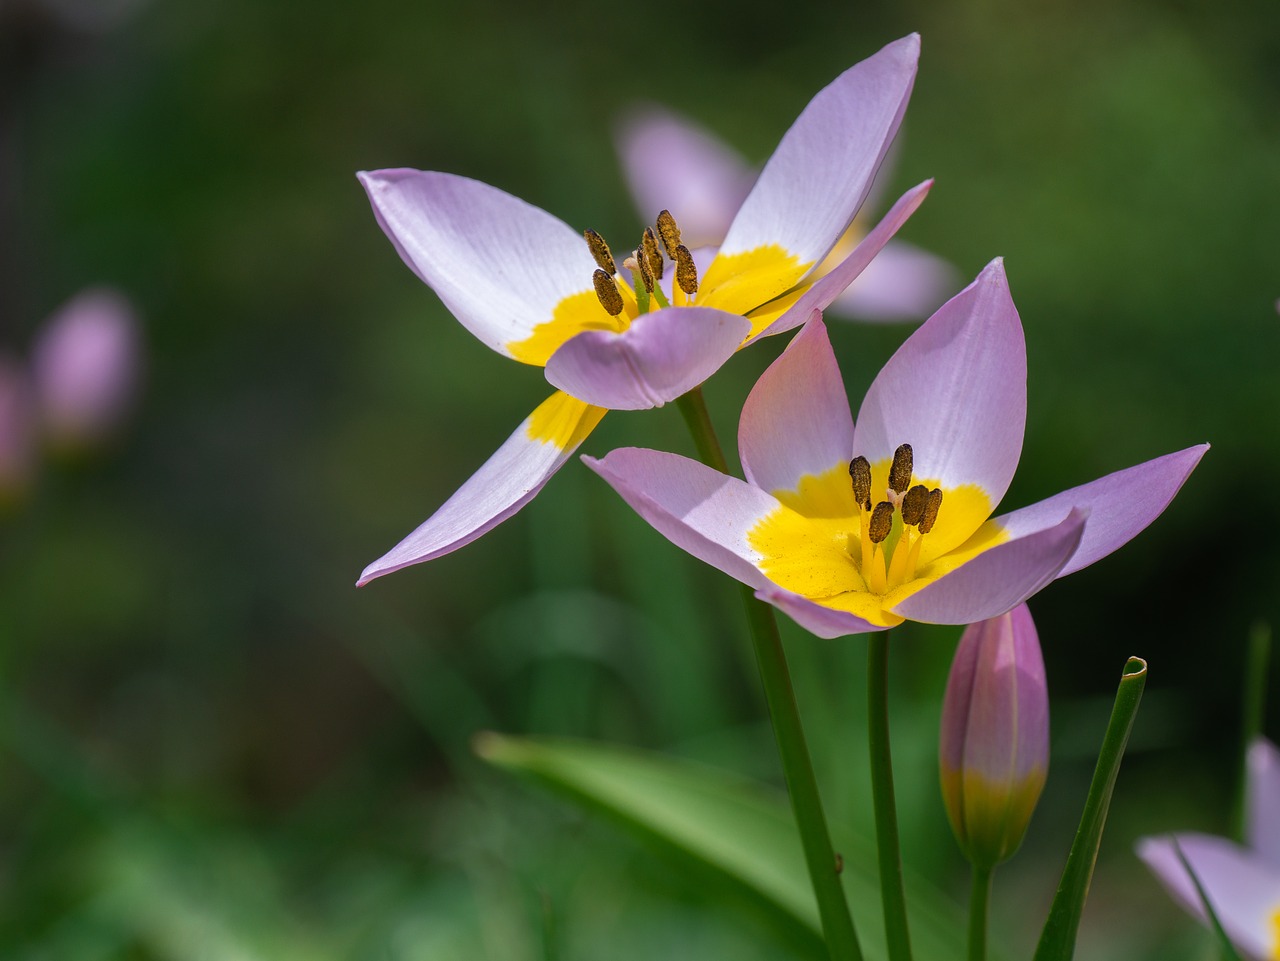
[849,456,872,509]
[919,488,943,535]
[889,443,914,494]
[869,501,894,544]
[674,244,699,295]
[642,227,665,281]
[633,247,655,292]
[592,269,624,316]
[901,484,930,527]
[656,209,681,258]
[584,229,615,274]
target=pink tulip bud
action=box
[0,354,37,505]
[31,288,140,450]
[939,603,1050,869]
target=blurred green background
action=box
[1,0,1278,957]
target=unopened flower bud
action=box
[939,603,1049,869]
[31,289,141,450]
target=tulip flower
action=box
[357,36,931,584]
[585,260,1207,637]
[616,103,958,323]
[940,604,1049,869]
[31,288,141,450]
[1137,739,1280,961]
[0,354,36,505]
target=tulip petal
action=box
[852,258,1026,506]
[359,169,597,361]
[1249,739,1280,867]
[756,180,934,339]
[827,239,959,323]
[615,105,755,250]
[543,307,750,410]
[583,447,776,590]
[993,445,1208,579]
[889,509,1086,624]
[358,392,606,585]
[1137,834,1280,960]
[718,34,919,270]
[753,585,889,639]
[738,316,853,495]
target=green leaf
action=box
[1033,656,1148,961]
[476,732,976,961]
[1173,841,1245,961]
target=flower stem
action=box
[967,865,993,961]
[675,388,863,961]
[867,630,913,961]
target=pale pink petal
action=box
[759,180,933,339]
[993,445,1208,579]
[358,392,605,585]
[852,258,1025,500]
[719,35,919,269]
[544,307,750,410]
[753,586,888,638]
[1137,834,1280,961]
[889,509,1085,624]
[583,447,775,590]
[1248,739,1280,867]
[31,288,141,445]
[358,169,596,360]
[738,316,853,494]
[615,105,755,249]
[827,239,959,323]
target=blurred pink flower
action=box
[616,104,958,323]
[1137,740,1280,961]
[31,287,141,450]
[940,603,1049,868]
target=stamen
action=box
[887,526,913,588]
[900,484,929,527]
[849,456,872,510]
[584,229,615,274]
[675,244,699,295]
[868,501,894,544]
[633,246,655,293]
[592,268,624,316]
[642,227,664,281]
[889,443,913,494]
[656,209,681,259]
[920,488,943,535]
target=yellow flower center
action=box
[506,211,814,365]
[748,443,1007,628]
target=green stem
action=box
[967,865,993,961]
[867,631,913,961]
[1234,621,1271,842]
[675,388,863,961]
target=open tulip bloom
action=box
[1137,739,1280,961]
[357,36,934,585]
[585,260,1207,637]
[616,102,958,323]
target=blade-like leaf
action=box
[476,732,976,961]
[1033,656,1148,961]
[1173,841,1246,961]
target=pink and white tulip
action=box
[358,37,930,584]
[585,260,1207,636]
[1137,739,1280,961]
[940,604,1049,869]
[616,103,957,323]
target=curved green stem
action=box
[676,388,863,961]
[967,865,993,961]
[868,630,913,961]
